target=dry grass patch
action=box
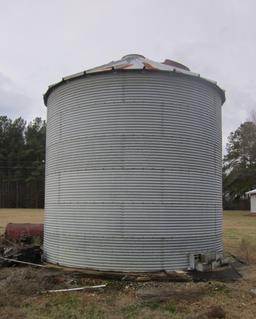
[0,210,256,318]
[223,211,256,263]
[0,266,256,319]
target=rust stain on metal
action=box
[143,62,157,70]
[115,63,133,69]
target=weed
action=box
[83,305,106,319]
[145,301,161,310]
[239,237,256,263]
[164,302,177,313]
[121,304,141,319]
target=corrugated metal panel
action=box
[250,195,256,213]
[44,71,223,271]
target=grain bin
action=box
[43,54,225,272]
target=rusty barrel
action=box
[5,223,44,241]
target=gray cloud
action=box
[0,72,35,120]
[0,0,255,150]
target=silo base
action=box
[42,251,228,281]
[42,257,235,283]
[189,252,227,272]
[42,262,192,281]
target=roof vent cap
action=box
[122,54,145,60]
[162,59,190,71]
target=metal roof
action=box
[246,189,256,196]
[43,54,226,105]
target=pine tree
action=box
[223,121,256,200]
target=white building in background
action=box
[246,189,256,213]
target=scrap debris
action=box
[0,230,43,267]
[41,284,107,294]
[0,256,46,268]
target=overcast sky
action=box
[0,0,255,151]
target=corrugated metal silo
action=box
[43,54,225,272]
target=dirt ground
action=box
[0,209,256,319]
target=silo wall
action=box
[44,71,223,272]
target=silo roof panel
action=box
[44,54,225,105]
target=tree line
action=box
[223,119,256,209]
[0,116,45,208]
[0,115,255,209]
